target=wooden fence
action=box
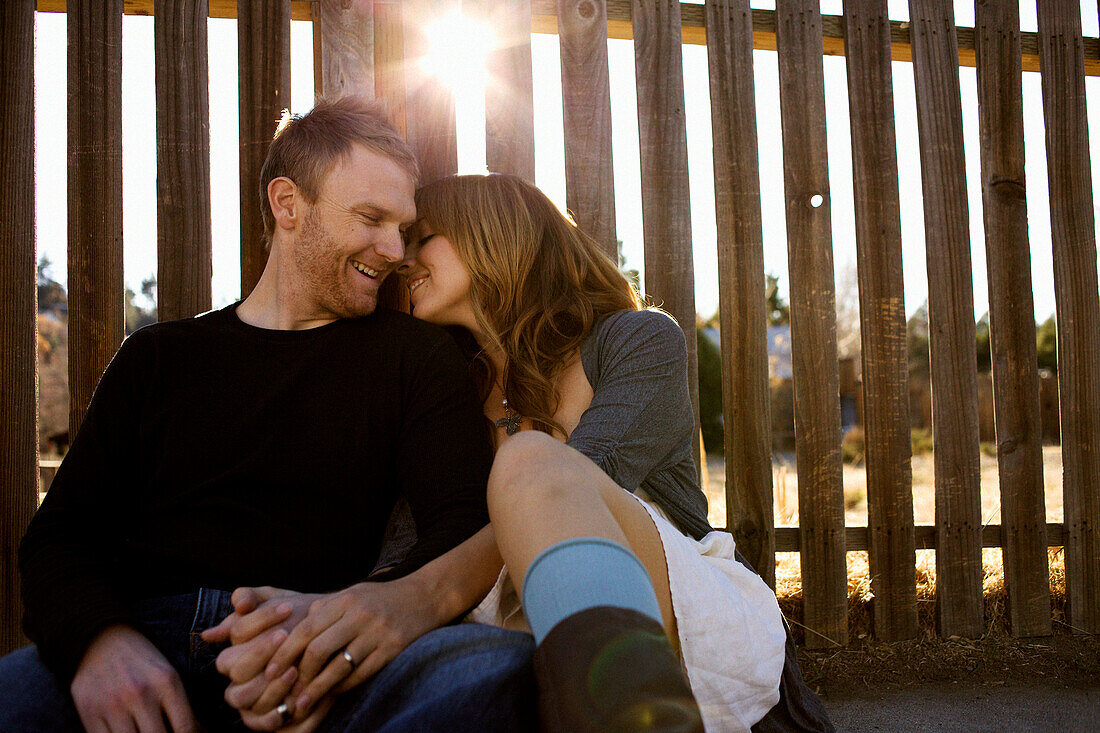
[2,0,1098,654]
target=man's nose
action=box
[376,228,406,264]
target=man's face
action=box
[288,144,417,320]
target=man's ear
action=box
[268,177,301,233]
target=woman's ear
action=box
[267,177,300,233]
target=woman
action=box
[399,173,792,731]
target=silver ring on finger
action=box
[276,702,293,725]
[341,648,356,668]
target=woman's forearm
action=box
[403,524,502,626]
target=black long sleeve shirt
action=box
[19,304,493,682]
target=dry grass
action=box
[703,447,1066,529]
[702,455,1098,695]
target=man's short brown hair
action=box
[259,96,420,245]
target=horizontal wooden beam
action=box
[769,523,1068,553]
[528,2,1100,76]
[36,0,315,21]
[35,1,1100,75]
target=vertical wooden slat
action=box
[704,0,774,586]
[775,0,847,648]
[558,0,617,261]
[632,0,700,475]
[909,0,984,638]
[0,0,37,656]
[841,0,917,642]
[312,2,323,101]
[403,0,458,185]
[68,0,124,434]
[373,0,407,136]
[484,0,536,181]
[974,0,1050,639]
[238,0,291,297]
[156,0,213,322]
[318,0,373,99]
[1037,1,1100,635]
[373,0,409,313]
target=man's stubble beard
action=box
[294,207,378,319]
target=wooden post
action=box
[402,0,458,185]
[775,0,847,648]
[156,0,213,322]
[558,0,617,262]
[704,0,774,586]
[974,0,1050,639]
[238,0,291,298]
[909,0,984,638]
[317,0,374,99]
[632,0,700,480]
[68,0,125,435]
[483,0,536,182]
[0,0,37,656]
[841,0,917,642]
[1036,1,1100,635]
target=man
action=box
[0,96,534,732]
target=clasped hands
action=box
[201,577,433,732]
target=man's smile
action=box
[350,260,381,279]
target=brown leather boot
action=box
[532,606,704,733]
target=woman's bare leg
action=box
[487,431,677,646]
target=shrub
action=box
[841,427,865,464]
[911,427,934,455]
[696,327,725,453]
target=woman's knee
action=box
[487,432,580,520]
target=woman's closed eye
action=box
[403,234,434,259]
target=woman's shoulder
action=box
[587,308,686,353]
[582,308,687,381]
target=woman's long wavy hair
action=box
[414,173,641,436]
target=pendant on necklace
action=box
[495,398,523,436]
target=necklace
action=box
[494,385,523,436]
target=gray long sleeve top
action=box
[568,308,712,540]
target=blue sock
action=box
[521,537,663,644]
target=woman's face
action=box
[401,222,478,330]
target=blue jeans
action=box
[0,589,536,732]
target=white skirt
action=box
[465,491,787,732]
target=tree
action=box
[834,261,861,360]
[37,256,67,314]
[1036,316,1057,374]
[696,327,724,453]
[907,301,930,379]
[765,273,790,326]
[124,275,157,334]
[975,312,991,373]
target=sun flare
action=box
[419,10,495,91]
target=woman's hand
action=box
[262,576,437,722]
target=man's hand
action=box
[201,587,322,730]
[202,586,307,647]
[71,624,198,733]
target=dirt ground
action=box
[822,681,1100,732]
